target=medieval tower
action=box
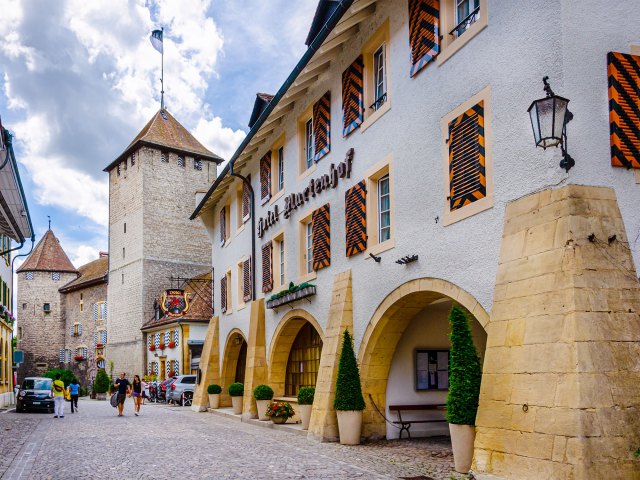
[16,230,78,378]
[104,109,221,376]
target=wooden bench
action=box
[388,404,447,439]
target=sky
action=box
[0,0,317,272]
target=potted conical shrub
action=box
[253,384,274,420]
[228,382,244,414]
[207,384,222,409]
[297,386,315,430]
[446,306,482,473]
[334,330,365,445]
[94,368,110,401]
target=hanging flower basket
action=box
[168,341,176,349]
[149,345,156,352]
[74,355,85,362]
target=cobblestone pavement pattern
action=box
[3,399,465,480]
[0,415,40,477]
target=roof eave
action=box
[58,275,108,293]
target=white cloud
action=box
[193,116,246,162]
[69,244,102,268]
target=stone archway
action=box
[221,329,247,407]
[358,278,489,439]
[268,309,324,397]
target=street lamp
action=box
[527,76,575,172]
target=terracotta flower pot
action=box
[449,423,476,473]
[208,393,220,409]
[336,410,362,445]
[271,416,288,424]
[256,399,271,420]
[299,404,312,430]
[231,395,243,414]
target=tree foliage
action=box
[93,368,111,394]
[333,330,365,411]
[445,306,482,425]
[43,369,74,387]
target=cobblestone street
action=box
[1,399,463,480]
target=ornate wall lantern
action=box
[527,76,575,172]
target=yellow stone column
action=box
[474,185,640,480]
[307,269,353,442]
[181,323,190,374]
[191,316,220,412]
[242,299,267,419]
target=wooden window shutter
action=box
[262,241,273,293]
[608,52,640,169]
[448,101,486,211]
[243,257,252,302]
[219,206,226,246]
[260,152,272,202]
[408,0,440,77]
[312,204,331,271]
[220,276,227,313]
[345,181,367,257]
[342,56,364,137]
[313,91,331,162]
[242,174,251,221]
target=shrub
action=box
[207,384,222,394]
[333,330,365,411]
[228,382,244,397]
[253,384,274,400]
[265,401,295,419]
[446,306,482,425]
[43,369,74,387]
[297,386,315,405]
[93,368,111,394]
[79,386,88,397]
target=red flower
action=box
[149,345,156,351]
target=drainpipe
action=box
[229,161,256,301]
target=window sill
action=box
[223,308,233,316]
[437,15,487,67]
[298,271,317,284]
[361,99,391,133]
[235,224,246,236]
[270,189,285,205]
[237,303,246,311]
[297,162,317,182]
[442,195,493,226]
[223,237,232,248]
[365,238,396,258]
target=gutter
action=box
[190,0,355,220]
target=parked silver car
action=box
[166,375,196,406]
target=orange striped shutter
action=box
[313,92,331,162]
[345,181,367,257]
[261,242,273,293]
[312,204,331,271]
[409,0,440,77]
[608,52,640,168]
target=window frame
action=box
[224,269,233,315]
[365,154,395,258]
[377,174,391,243]
[361,19,391,132]
[272,231,286,291]
[297,104,318,179]
[269,135,286,204]
[297,209,317,283]
[437,0,488,66]
[237,260,246,311]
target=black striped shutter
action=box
[260,152,272,202]
[243,258,252,302]
[219,207,226,245]
[313,92,331,162]
[242,174,251,221]
[262,242,273,293]
[342,56,364,137]
[220,276,227,313]
[345,181,367,257]
[608,52,640,169]
[312,204,331,271]
[408,0,440,77]
[448,101,486,211]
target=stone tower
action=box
[104,109,221,376]
[16,229,78,380]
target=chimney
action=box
[99,251,109,258]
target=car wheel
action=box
[182,393,192,407]
[16,406,23,413]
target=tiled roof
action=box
[58,256,108,293]
[17,230,77,274]
[141,270,212,331]
[103,109,223,171]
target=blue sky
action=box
[0,0,316,268]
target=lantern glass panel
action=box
[528,96,569,149]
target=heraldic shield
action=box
[161,289,191,316]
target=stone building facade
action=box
[104,109,221,377]
[190,1,640,479]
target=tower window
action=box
[131,152,135,166]
[161,151,169,163]
[25,272,33,280]
[124,223,126,233]
[43,303,51,313]
[116,164,121,176]
[121,273,124,284]
[177,156,185,168]
[122,247,125,258]
[194,159,203,171]
[52,272,60,281]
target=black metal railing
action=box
[369,92,387,112]
[450,6,480,38]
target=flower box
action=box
[74,355,85,362]
[266,285,316,310]
[168,341,176,349]
[96,343,104,348]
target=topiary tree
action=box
[228,382,244,397]
[333,330,365,411]
[43,369,74,387]
[253,384,274,400]
[94,368,111,394]
[297,386,315,405]
[207,384,222,394]
[446,306,482,425]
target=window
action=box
[298,210,318,282]
[277,147,284,192]
[305,119,314,169]
[43,303,51,313]
[237,261,245,309]
[305,222,313,274]
[52,271,60,281]
[273,233,285,289]
[121,273,124,284]
[373,45,387,111]
[220,202,231,246]
[268,136,286,201]
[73,323,81,336]
[297,104,318,176]
[416,350,449,390]
[161,151,169,163]
[378,175,391,243]
[122,247,125,259]
[130,151,135,166]
[284,323,323,396]
[436,0,487,65]
[279,240,285,286]
[177,156,185,167]
[361,20,391,130]
[226,270,232,313]
[364,155,394,256]
[25,272,33,280]
[22,303,26,310]
[453,0,480,38]
[124,223,126,233]
[194,159,203,171]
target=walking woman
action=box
[132,375,143,416]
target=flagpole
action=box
[161,27,164,110]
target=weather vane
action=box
[47,215,51,230]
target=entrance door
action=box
[160,358,166,380]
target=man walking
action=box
[52,373,65,418]
[68,378,80,413]
[114,372,131,417]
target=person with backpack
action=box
[52,373,65,418]
[68,378,80,413]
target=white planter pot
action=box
[299,404,312,430]
[449,423,476,473]
[336,410,362,445]
[256,399,271,420]
[208,394,220,409]
[231,395,243,414]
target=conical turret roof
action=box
[17,229,77,273]
[103,109,223,172]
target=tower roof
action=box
[17,229,77,273]
[103,109,224,172]
[58,255,108,293]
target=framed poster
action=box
[415,349,450,391]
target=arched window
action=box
[285,323,323,397]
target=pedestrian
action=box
[52,373,65,418]
[131,375,143,416]
[114,372,131,417]
[68,377,80,413]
